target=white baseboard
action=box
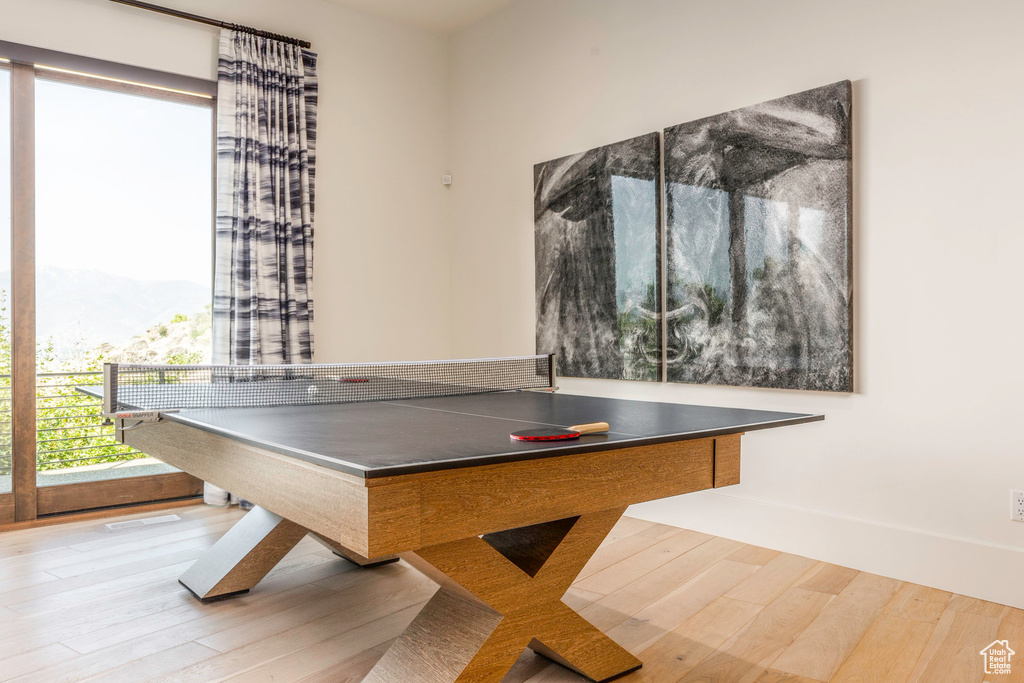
[628,491,1024,610]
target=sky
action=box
[0,69,214,359]
[0,73,213,288]
[0,69,9,279]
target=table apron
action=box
[124,420,743,558]
[123,419,373,556]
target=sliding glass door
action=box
[2,49,215,521]
[0,65,11,520]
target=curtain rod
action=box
[108,0,312,49]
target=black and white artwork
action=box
[665,81,852,392]
[535,133,661,381]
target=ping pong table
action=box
[91,355,821,682]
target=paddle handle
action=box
[568,422,610,435]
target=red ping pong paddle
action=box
[510,422,609,441]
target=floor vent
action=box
[105,514,181,531]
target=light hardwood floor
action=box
[0,503,1020,682]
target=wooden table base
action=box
[178,506,398,602]
[364,507,642,682]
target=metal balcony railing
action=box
[0,371,143,476]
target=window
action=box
[34,74,213,488]
[0,44,216,520]
[0,66,11,496]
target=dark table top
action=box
[122,390,822,478]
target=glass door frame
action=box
[1,42,217,523]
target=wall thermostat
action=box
[442,175,452,185]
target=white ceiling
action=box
[323,0,519,33]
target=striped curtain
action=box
[213,29,318,365]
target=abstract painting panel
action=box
[535,133,661,380]
[665,81,852,391]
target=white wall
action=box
[448,0,1024,607]
[0,0,453,362]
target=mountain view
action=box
[0,266,212,366]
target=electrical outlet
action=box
[1012,490,1024,522]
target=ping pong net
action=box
[102,354,555,415]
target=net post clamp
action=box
[108,409,180,431]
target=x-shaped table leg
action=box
[364,507,641,682]
[178,506,398,602]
